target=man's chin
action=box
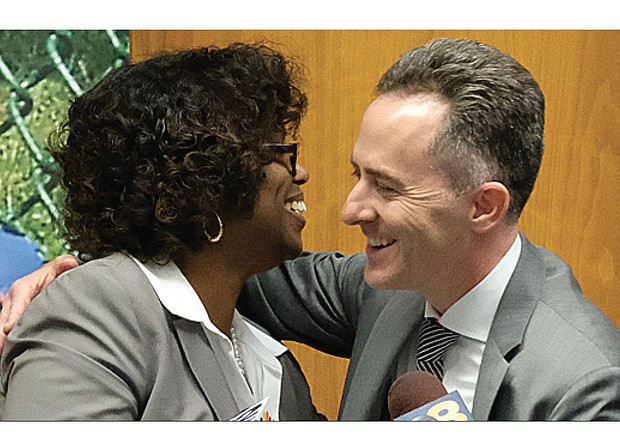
[364,267,398,290]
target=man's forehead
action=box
[360,95,447,146]
[366,92,449,119]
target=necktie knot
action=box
[416,317,459,380]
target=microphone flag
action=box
[394,390,473,421]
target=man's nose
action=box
[341,182,376,226]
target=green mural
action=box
[0,30,129,294]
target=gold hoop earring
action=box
[204,212,223,243]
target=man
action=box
[2,38,619,420]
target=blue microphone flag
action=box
[394,390,473,421]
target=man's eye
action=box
[375,181,397,194]
[351,169,360,179]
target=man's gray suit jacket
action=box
[239,235,620,420]
[0,253,323,420]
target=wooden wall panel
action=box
[130,30,620,420]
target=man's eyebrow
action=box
[350,158,405,188]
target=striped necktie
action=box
[416,317,460,381]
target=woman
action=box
[0,43,322,420]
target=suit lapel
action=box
[472,338,509,420]
[172,318,240,420]
[340,294,425,420]
[473,235,542,419]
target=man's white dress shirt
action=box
[399,234,522,413]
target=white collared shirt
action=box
[400,234,522,414]
[130,256,287,420]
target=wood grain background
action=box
[132,30,620,420]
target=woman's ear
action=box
[469,182,511,233]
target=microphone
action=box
[387,371,473,421]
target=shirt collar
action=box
[129,255,287,357]
[426,234,522,342]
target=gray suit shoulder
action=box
[48,252,159,311]
[530,243,620,365]
[16,252,169,351]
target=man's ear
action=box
[469,182,510,233]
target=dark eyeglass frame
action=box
[262,143,298,177]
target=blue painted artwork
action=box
[0,226,44,297]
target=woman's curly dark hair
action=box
[50,43,307,263]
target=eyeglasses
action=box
[262,143,298,177]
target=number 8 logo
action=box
[426,400,469,421]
